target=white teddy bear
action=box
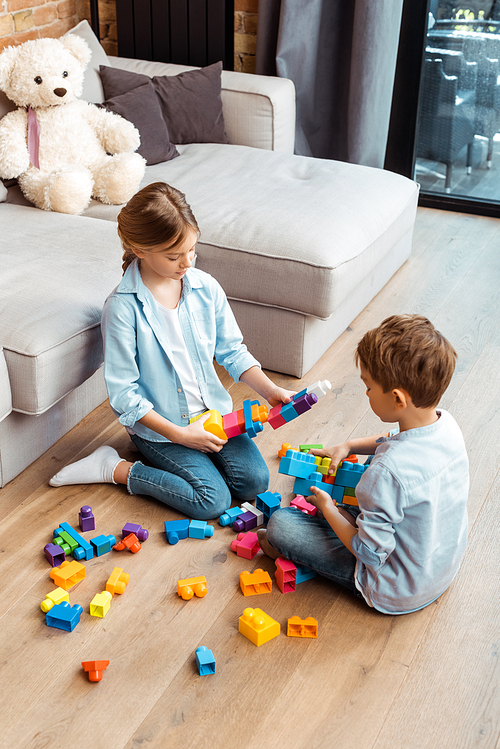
[0,35,145,214]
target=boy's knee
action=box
[267,507,294,543]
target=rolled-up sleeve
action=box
[351,464,405,571]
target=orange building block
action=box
[190,409,227,440]
[278,442,293,458]
[177,575,207,600]
[113,533,141,553]
[81,660,110,682]
[238,607,280,646]
[287,616,318,638]
[239,569,272,596]
[49,560,86,591]
[106,567,130,595]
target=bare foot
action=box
[257,529,280,560]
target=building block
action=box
[91,533,117,556]
[90,591,112,618]
[46,601,83,632]
[295,564,317,584]
[221,408,246,439]
[232,511,258,533]
[316,457,332,475]
[57,521,93,561]
[189,520,214,539]
[267,403,287,429]
[239,569,272,596]
[291,392,318,416]
[230,532,261,560]
[50,560,86,591]
[53,529,79,556]
[341,493,359,506]
[255,491,282,519]
[334,461,368,489]
[79,505,95,532]
[190,409,227,440]
[238,607,280,646]
[287,616,318,638]
[195,646,216,675]
[279,400,302,423]
[177,576,207,600]
[241,501,264,526]
[113,533,141,553]
[275,557,297,593]
[278,442,292,458]
[299,444,323,452]
[122,522,149,542]
[106,567,130,595]
[165,518,190,544]
[293,472,341,499]
[81,660,110,682]
[290,495,318,516]
[279,450,318,479]
[41,587,69,613]
[218,506,244,527]
[306,380,331,400]
[242,398,265,439]
[44,542,65,567]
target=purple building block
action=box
[122,522,149,541]
[79,505,95,532]
[232,511,258,533]
[292,392,318,415]
[44,543,65,566]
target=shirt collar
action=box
[116,259,203,300]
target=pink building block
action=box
[275,557,297,593]
[230,532,261,560]
[267,403,287,429]
[290,496,318,516]
[222,410,246,438]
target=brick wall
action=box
[0,0,259,73]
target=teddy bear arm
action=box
[0,110,30,179]
[84,105,141,154]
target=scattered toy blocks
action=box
[41,587,69,613]
[195,646,216,675]
[50,559,86,591]
[57,521,93,561]
[275,557,297,594]
[189,520,214,539]
[295,564,317,584]
[232,510,258,533]
[44,542,65,567]
[82,660,110,682]
[256,491,282,525]
[79,505,95,532]
[113,533,141,553]
[238,607,280,646]
[122,522,149,542]
[177,576,207,600]
[165,518,190,544]
[290,495,318,516]
[91,533,117,556]
[106,567,130,595]
[230,532,261,560]
[46,601,83,632]
[218,506,244,527]
[90,591,112,618]
[52,529,79,556]
[239,569,272,596]
[287,616,318,638]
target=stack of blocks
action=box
[232,502,263,532]
[279,450,369,505]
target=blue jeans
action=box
[266,506,364,598]
[128,433,269,520]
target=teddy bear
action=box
[0,35,145,214]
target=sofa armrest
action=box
[0,348,12,423]
[108,56,296,154]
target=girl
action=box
[50,182,295,519]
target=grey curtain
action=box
[255,0,404,167]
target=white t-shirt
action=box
[158,303,205,417]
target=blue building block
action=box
[45,601,83,632]
[334,461,369,489]
[279,450,318,479]
[292,388,308,401]
[58,521,93,561]
[90,533,116,556]
[256,491,281,515]
[292,473,344,502]
[195,646,216,675]
[219,506,244,527]
[242,399,264,439]
[165,519,189,544]
[189,520,214,539]
[279,401,300,423]
[295,564,317,584]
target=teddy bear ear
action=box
[60,34,92,68]
[0,45,19,92]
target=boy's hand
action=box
[266,386,297,408]
[179,414,227,453]
[309,442,351,475]
[308,486,336,514]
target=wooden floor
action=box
[1,206,500,749]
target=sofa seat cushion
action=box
[83,143,418,320]
[0,205,122,415]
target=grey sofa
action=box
[0,21,419,487]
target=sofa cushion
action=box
[99,62,229,144]
[100,81,179,166]
[66,20,110,103]
[1,204,122,415]
[83,143,419,320]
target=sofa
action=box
[0,21,419,487]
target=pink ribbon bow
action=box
[27,107,40,169]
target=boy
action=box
[258,314,469,615]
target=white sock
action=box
[49,446,125,487]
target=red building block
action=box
[275,557,296,593]
[230,532,261,560]
[81,660,110,682]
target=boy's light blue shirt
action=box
[351,409,469,615]
[101,260,260,442]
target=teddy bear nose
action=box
[54,88,67,97]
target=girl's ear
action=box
[392,388,409,409]
[131,248,145,259]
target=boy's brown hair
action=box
[355,314,457,408]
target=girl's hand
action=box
[309,442,351,475]
[178,414,227,453]
[266,386,297,408]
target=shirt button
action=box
[182,414,187,419]
[177,388,183,393]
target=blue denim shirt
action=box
[101,260,260,442]
[351,409,469,615]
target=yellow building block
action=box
[287,616,318,638]
[49,560,86,591]
[239,569,272,596]
[177,576,207,600]
[106,567,130,595]
[40,587,69,613]
[189,409,227,440]
[238,607,280,646]
[90,591,112,618]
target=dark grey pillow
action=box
[100,80,179,166]
[99,63,229,145]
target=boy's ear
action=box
[392,388,409,409]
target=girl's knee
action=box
[190,485,231,521]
